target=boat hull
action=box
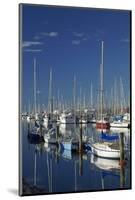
[110,122,129,128]
[96,121,110,129]
[60,142,78,151]
[27,133,44,144]
[91,144,120,159]
[60,119,76,124]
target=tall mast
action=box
[100,41,104,121]
[73,75,76,111]
[79,87,82,116]
[120,77,125,115]
[28,99,31,114]
[114,78,117,115]
[57,89,60,111]
[90,81,93,108]
[34,58,37,116]
[48,68,53,113]
[83,93,86,110]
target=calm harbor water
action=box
[21,120,131,195]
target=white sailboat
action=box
[96,41,110,129]
[110,78,130,128]
[90,141,120,159]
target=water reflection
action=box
[21,120,131,195]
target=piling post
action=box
[119,132,126,188]
[119,132,124,161]
[79,124,83,176]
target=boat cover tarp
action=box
[101,132,119,140]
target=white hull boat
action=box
[110,121,129,128]
[90,142,120,159]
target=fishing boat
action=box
[96,41,110,129]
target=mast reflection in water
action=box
[21,120,131,195]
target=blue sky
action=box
[21,4,130,110]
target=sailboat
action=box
[59,76,76,124]
[27,59,45,142]
[90,42,121,159]
[96,41,110,129]
[90,127,127,159]
[90,141,120,158]
[110,78,130,128]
